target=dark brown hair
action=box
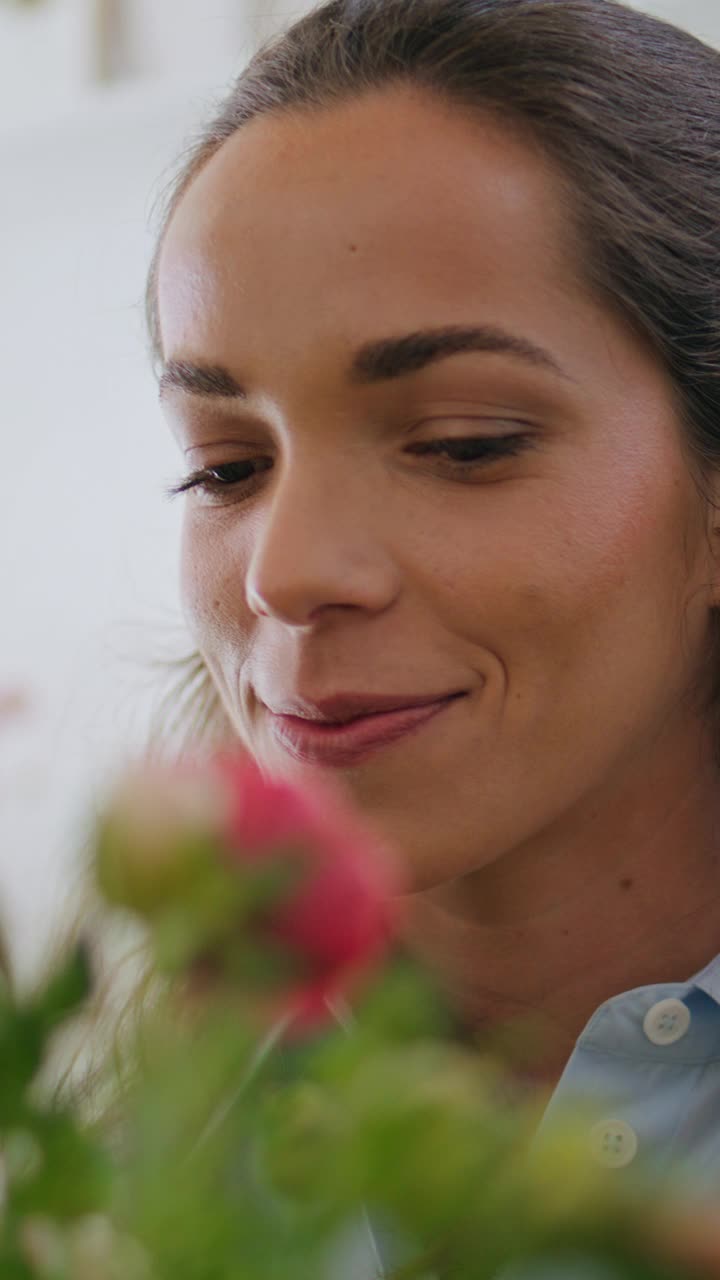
[147,0,720,743]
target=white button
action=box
[643,997,691,1046]
[589,1119,638,1169]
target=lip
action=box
[267,692,466,767]
[265,690,465,723]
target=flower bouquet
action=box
[0,748,714,1279]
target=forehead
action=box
[157,85,585,374]
[166,85,564,223]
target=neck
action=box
[399,721,720,1087]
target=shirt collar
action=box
[689,950,720,1007]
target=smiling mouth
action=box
[267,692,467,767]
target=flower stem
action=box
[187,1010,294,1158]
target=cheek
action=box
[437,460,700,694]
[180,516,253,667]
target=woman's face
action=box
[158,85,719,890]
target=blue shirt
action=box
[358,953,720,1278]
[494,952,720,1280]
[540,950,720,1183]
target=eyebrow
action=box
[158,324,570,400]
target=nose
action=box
[244,456,401,627]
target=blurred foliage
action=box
[0,755,712,1278]
[0,938,705,1280]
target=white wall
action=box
[0,79,235,987]
[635,0,720,40]
[1,0,720,988]
[1,0,718,124]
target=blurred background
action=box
[0,0,718,988]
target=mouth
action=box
[266,691,467,768]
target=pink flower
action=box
[97,751,403,1030]
[213,753,403,1026]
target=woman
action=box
[149,0,720,1201]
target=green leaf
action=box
[0,1006,46,1123]
[0,1254,35,1280]
[33,942,93,1032]
[12,1112,114,1219]
[0,948,93,1126]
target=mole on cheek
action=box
[619,877,634,890]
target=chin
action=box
[361,813,481,895]
[247,733,493,887]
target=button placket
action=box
[589,1119,638,1169]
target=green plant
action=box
[0,753,710,1279]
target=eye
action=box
[166,431,535,505]
[406,433,535,468]
[166,458,272,502]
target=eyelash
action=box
[166,434,534,502]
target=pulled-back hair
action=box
[147,0,720,746]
